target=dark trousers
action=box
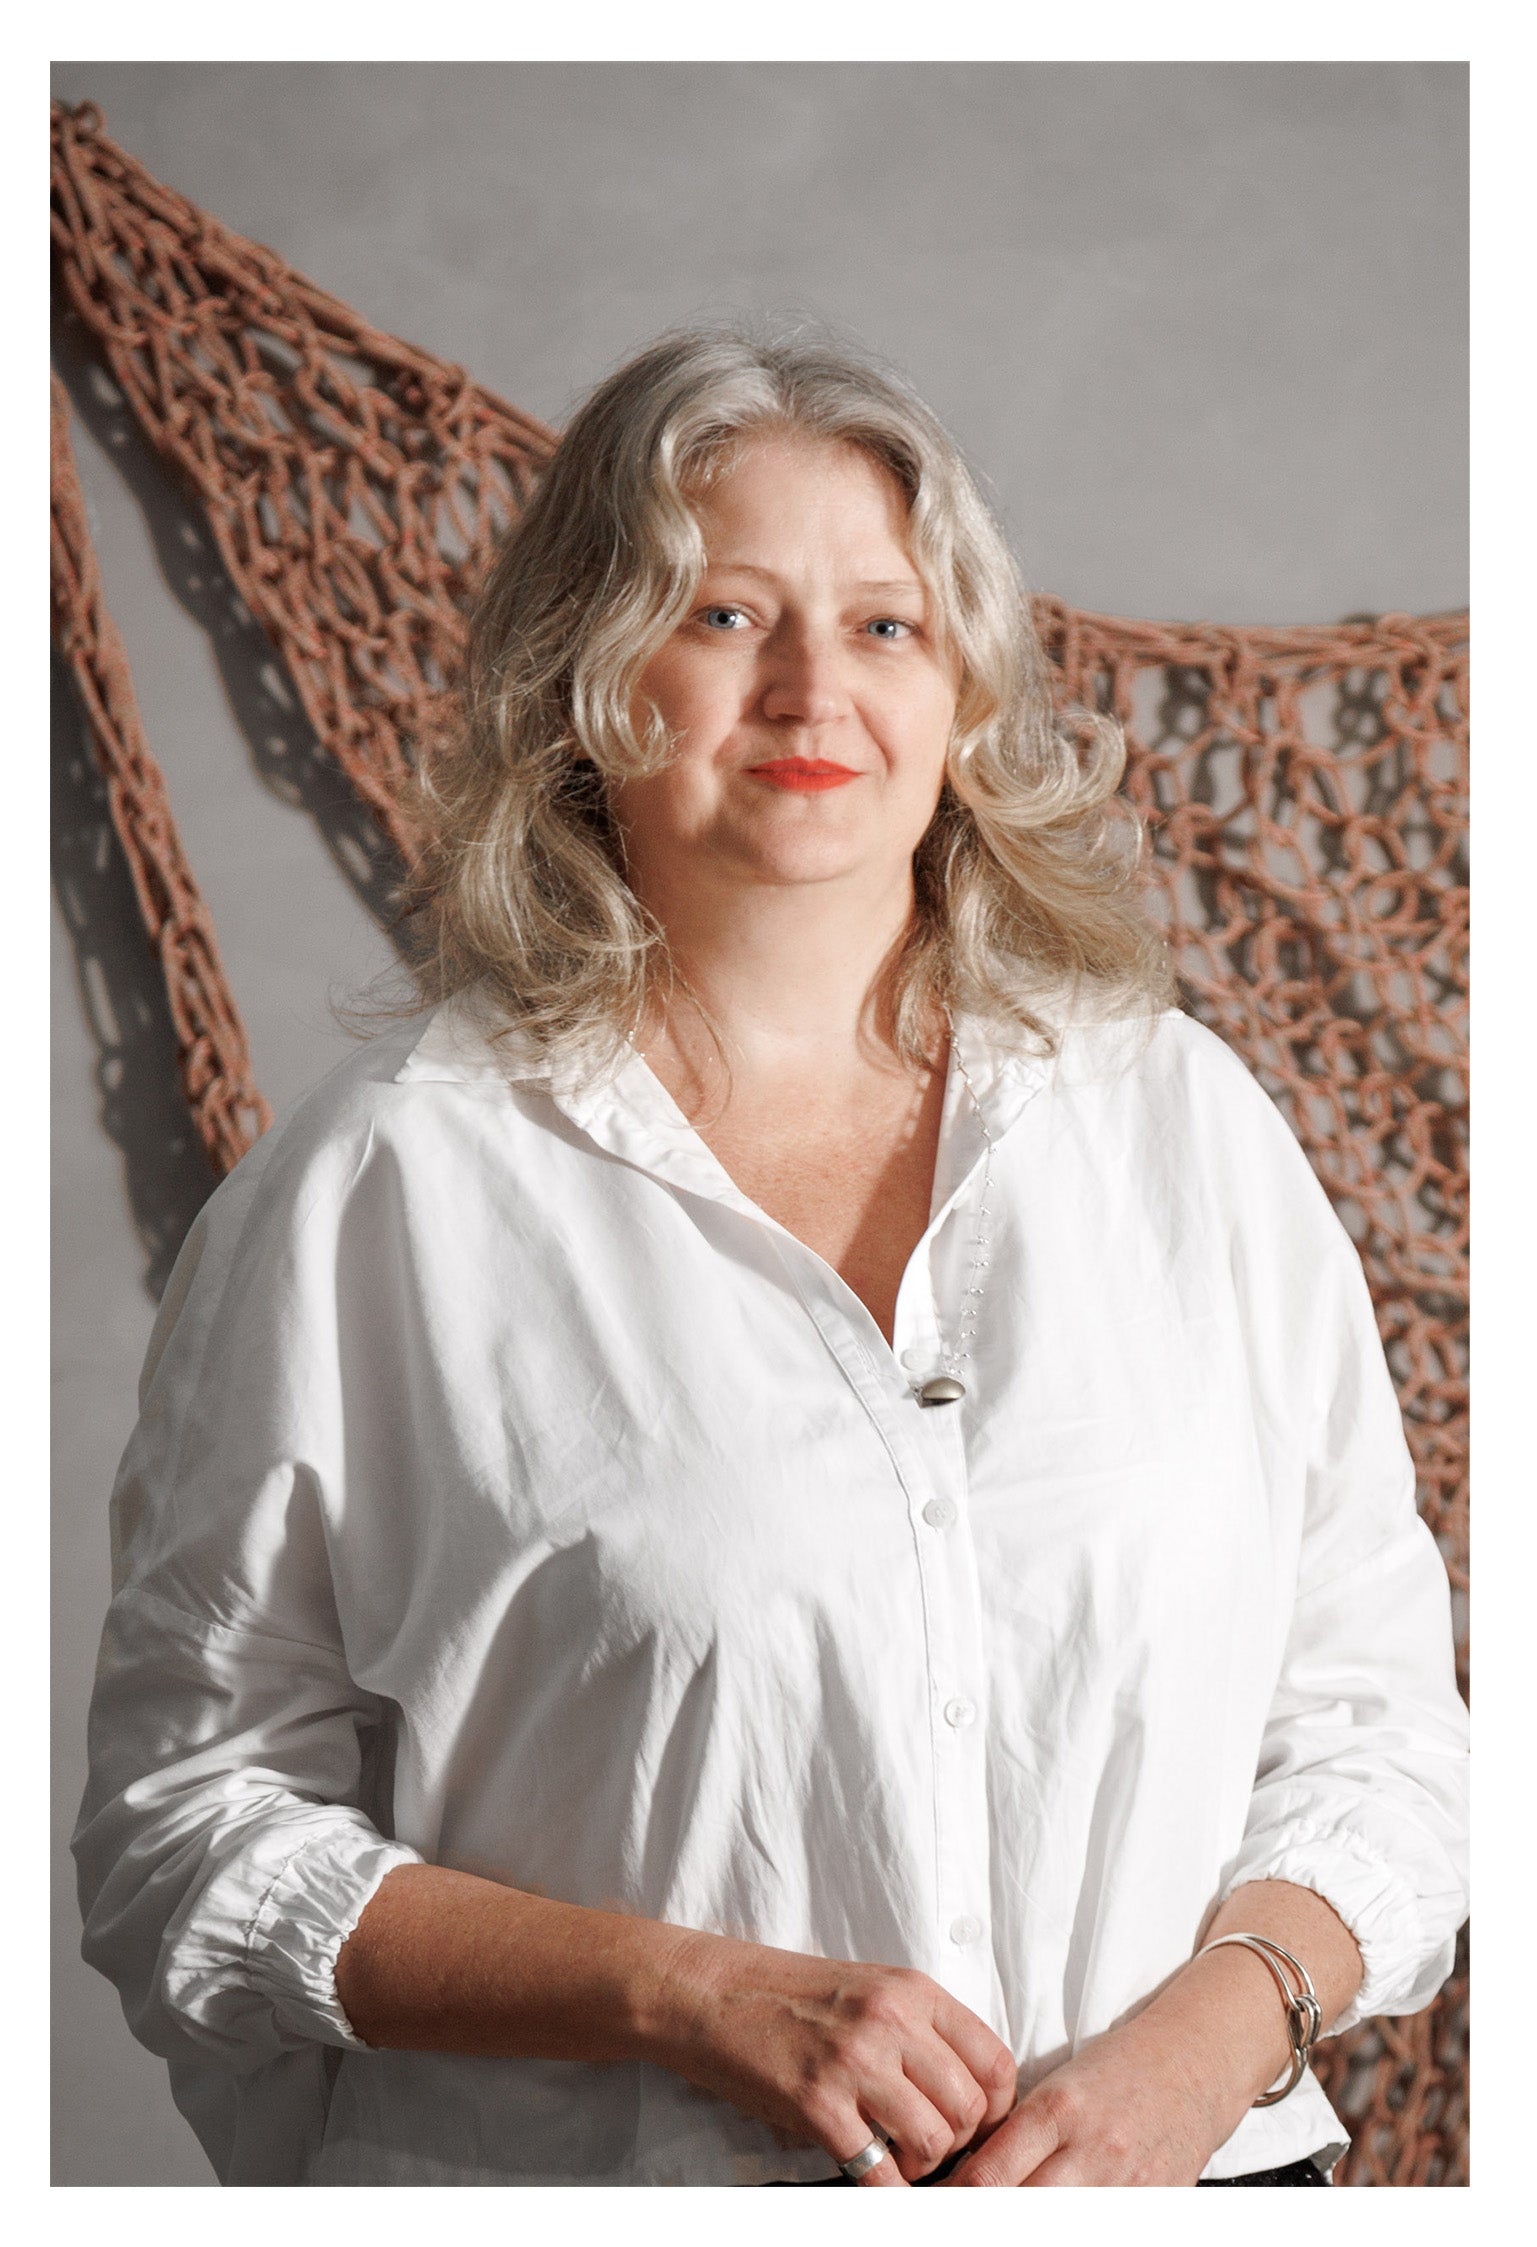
[1202,2161,1330,2186]
[768,2156,1328,2186]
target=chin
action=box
[716,799,924,890]
[736,836,875,886]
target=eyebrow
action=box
[701,565,926,597]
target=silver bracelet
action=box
[1197,1933,1324,2107]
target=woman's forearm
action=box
[332,1862,702,2066]
[1202,1879,1364,2033]
[1136,1878,1365,2115]
[332,1862,1022,2182]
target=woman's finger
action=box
[858,2074,970,2184]
[830,2121,906,2188]
[938,2091,1063,2186]
[898,2041,995,2158]
[928,1989,1020,2130]
[1018,2150,1080,2186]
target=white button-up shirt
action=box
[74,990,1469,2185]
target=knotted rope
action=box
[51,369,271,1169]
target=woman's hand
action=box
[935,1882,1363,2186]
[645,1928,1019,2186]
[931,1986,1248,2186]
[336,1867,1017,2186]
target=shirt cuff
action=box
[247,1823,424,2048]
[1218,1815,1450,2035]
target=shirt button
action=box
[943,1696,976,1728]
[949,1915,983,1947]
[922,1498,957,1530]
[900,1347,931,1371]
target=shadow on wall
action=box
[51,311,416,1300]
[52,651,222,1300]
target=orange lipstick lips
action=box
[746,758,861,793]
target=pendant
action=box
[918,1375,967,1406]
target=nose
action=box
[759,625,850,728]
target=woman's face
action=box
[613,432,959,912]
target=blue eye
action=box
[702,605,748,630]
[867,617,914,640]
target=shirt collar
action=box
[390,986,756,1210]
[391,984,554,1089]
[392,982,1061,1210]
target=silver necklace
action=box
[916,1044,994,1407]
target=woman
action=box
[75,326,1469,2188]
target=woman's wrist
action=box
[1144,1943,1299,2115]
[1128,1880,1364,2128]
[1198,1881,1363,2060]
[613,1918,729,2072]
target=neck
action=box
[634,862,933,1090]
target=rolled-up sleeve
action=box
[1213,1061,1469,2032]
[73,1114,423,2070]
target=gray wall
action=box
[50,60,1467,2186]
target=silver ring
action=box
[839,2138,888,2180]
